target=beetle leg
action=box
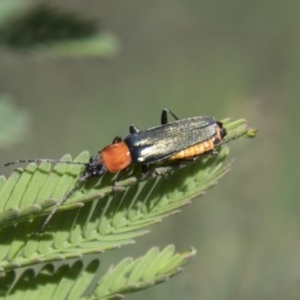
[110,167,130,196]
[142,164,170,179]
[211,149,219,157]
[153,167,169,179]
[161,109,180,124]
[129,124,140,133]
[141,164,149,174]
[112,136,122,144]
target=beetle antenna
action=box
[39,172,91,233]
[4,159,87,167]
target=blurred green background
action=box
[0,0,299,299]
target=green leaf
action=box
[0,118,256,272]
[0,5,120,59]
[88,246,196,299]
[222,118,258,140]
[33,33,120,59]
[0,95,30,149]
[0,0,25,27]
[0,246,195,299]
[1,259,97,299]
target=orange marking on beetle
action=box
[169,139,214,160]
[101,142,131,173]
[169,126,224,160]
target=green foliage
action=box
[88,246,196,299]
[0,4,120,58]
[0,118,257,298]
[0,0,25,27]
[0,95,29,149]
[0,246,196,299]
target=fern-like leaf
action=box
[0,246,195,299]
[0,119,257,272]
[0,5,120,58]
[85,245,196,300]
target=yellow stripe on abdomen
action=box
[169,139,214,160]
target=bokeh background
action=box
[0,0,299,299]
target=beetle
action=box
[5,109,226,231]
